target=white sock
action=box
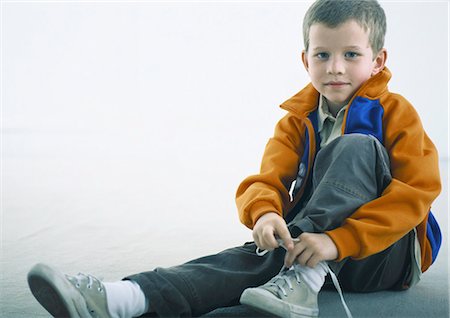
[294,261,327,293]
[103,280,149,318]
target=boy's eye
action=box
[344,52,359,59]
[316,52,329,59]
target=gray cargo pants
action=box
[126,134,413,317]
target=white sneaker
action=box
[240,266,319,318]
[241,262,352,318]
[28,263,112,318]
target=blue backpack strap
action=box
[427,211,442,264]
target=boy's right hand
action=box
[252,212,294,252]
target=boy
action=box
[27,0,442,317]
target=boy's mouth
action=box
[325,81,350,87]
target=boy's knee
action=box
[321,133,389,165]
[329,133,390,175]
[328,133,388,159]
[334,133,378,150]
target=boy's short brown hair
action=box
[303,0,387,55]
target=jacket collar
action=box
[280,67,392,118]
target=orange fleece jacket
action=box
[236,67,441,272]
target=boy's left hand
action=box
[284,233,338,268]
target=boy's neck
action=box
[323,98,347,117]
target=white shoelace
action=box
[326,266,352,318]
[256,238,353,318]
[256,238,300,256]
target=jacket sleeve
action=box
[236,113,306,229]
[327,95,442,261]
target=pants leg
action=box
[126,242,285,317]
[334,230,414,292]
[288,134,413,292]
[288,134,391,236]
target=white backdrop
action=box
[3,1,449,157]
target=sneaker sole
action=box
[240,288,319,318]
[28,263,93,318]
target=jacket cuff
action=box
[326,226,360,261]
[248,201,281,228]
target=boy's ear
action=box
[372,48,387,76]
[301,50,309,72]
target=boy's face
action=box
[302,20,386,110]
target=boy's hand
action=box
[285,232,338,268]
[253,212,294,252]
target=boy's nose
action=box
[327,57,345,75]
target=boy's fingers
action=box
[262,227,279,249]
[275,223,294,251]
[306,255,321,268]
[285,250,297,268]
[297,249,314,267]
[285,241,306,267]
[252,232,261,248]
